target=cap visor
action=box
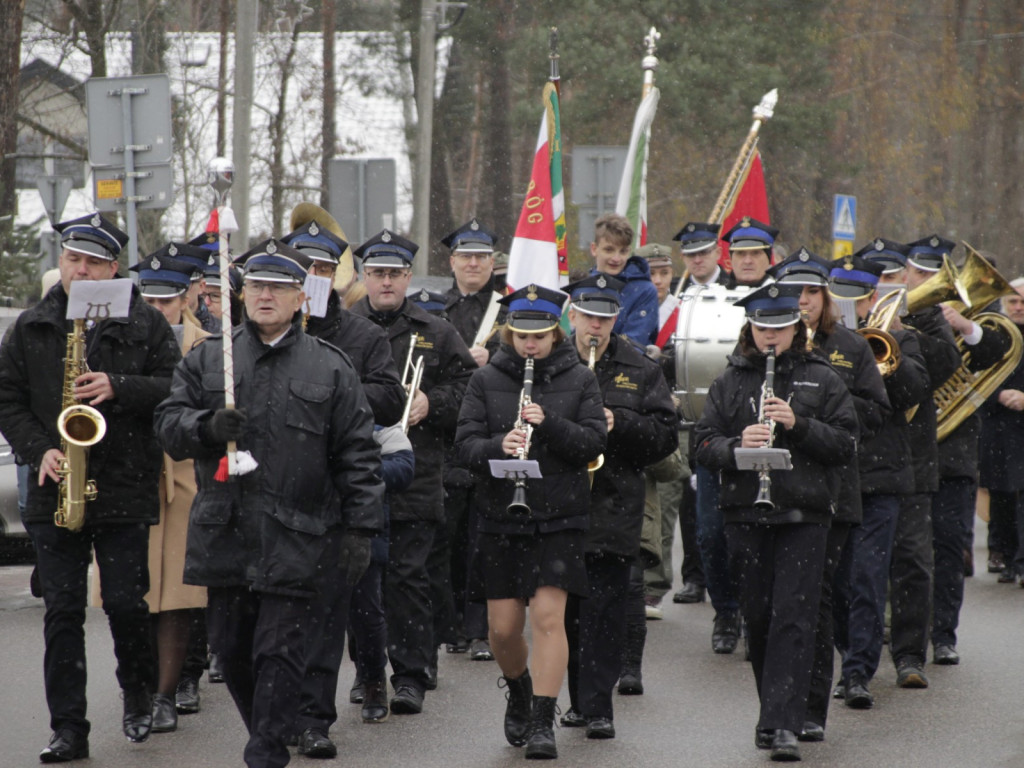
[361,255,411,269]
[729,240,771,251]
[828,281,875,300]
[906,256,941,272]
[506,316,560,333]
[570,299,621,318]
[140,283,187,298]
[749,313,802,329]
[681,240,717,254]
[63,240,117,260]
[776,273,827,287]
[243,270,301,284]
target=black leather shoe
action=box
[425,666,438,690]
[297,728,337,759]
[559,707,586,728]
[350,676,365,703]
[672,582,706,604]
[770,729,801,762]
[361,679,389,723]
[895,660,929,688]
[797,722,824,742]
[39,729,89,763]
[122,688,153,743]
[998,566,1017,584]
[933,644,960,665]
[175,676,200,714]
[586,717,615,739]
[988,551,1005,573]
[445,636,469,653]
[832,680,846,699]
[711,612,740,654]
[755,728,773,749]
[390,684,424,715]
[151,693,178,733]
[617,669,643,695]
[207,654,224,683]
[844,675,874,709]
[469,638,495,661]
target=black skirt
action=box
[469,528,589,602]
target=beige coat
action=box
[92,318,209,612]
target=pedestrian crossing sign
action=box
[833,195,856,241]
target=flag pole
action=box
[641,27,660,99]
[707,88,777,224]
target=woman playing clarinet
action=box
[455,284,606,760]
[694,283,858,762]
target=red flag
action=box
[717,151,770,271]
[205,208,220,234]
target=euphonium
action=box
[399,333,425,434]
[753,346,777,511]
[54,318,106,531]
[586,337,605,483]
[507,357,535,515]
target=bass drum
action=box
[673,283,752,423]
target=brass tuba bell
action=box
[289,202,355,292]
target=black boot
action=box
[524,695,558,760]
[123,688,153,743]
[500,670,533,747]
[618,620,646,695]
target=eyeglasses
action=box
[244,281,298,296]
[364,269,410,281]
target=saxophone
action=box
[54,318,107,531]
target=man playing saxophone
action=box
[0,213,180,762]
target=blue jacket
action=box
[591,256,659,345]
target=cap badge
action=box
[168,243,178,256]
[266,241,277,254]
[596,275,607,288]
[741,216,751,227]
[381,230,392,243]
[843,258,853,271]
[151,257,162,271]
[768,286,779,298]
[309,221,320,236]
[874,239,885,251]
[798,249,809,262]
[686,223,695,233]
[527,284,538,302]
[470,219,479,230]
[930,236,939,248]
[419,289,429,302]
[90,214,101,227]
[208,255,216,265]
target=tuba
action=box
[289,202,355,292]
[54,319,107,531]
[586,338,605,484]
[399,333,426,434]
[930,246,1023,441]
[507,357,535,515]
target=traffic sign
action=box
[833,194,856,241]
[832,240,853,260]
[93,164,174,212]
[36,175,73,223]
[85,74,173,168]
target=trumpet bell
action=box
[289,201,355,291]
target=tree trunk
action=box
[0,0,26,259]
[321,0,336,211]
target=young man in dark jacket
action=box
[559,275,678,740]
[154,239,384,768]
[0,213,181,762]
[588,213,659,345]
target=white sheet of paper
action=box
[302,273,332,318]
[66,279,133,321]
[489,459,543,480]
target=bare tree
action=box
[0,0,27,258]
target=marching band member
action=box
[695,282,857,762]
[455,285,606,760]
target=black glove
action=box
[339,532,372,586]
[203,408,247,444]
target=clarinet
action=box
[754,346,777,511]
[507,357,535,515]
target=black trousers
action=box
[932,476,975,648]
[207,586,308,768]
[726,522,827,733]
[988,490,1019,566]
[348,559,388,681]
[566,552,631,720]
[444,483,488,640]
[27,521,154,737]
[386,520,437,692]
[680,479,706,587]
[806,521,851,728]
[296,529,353,734]
[889,493,934,665]
[180,608,209,682]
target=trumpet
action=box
[507,357,535,515]
[857,287,905,378]
[754,346,777,511]
[587,337,605,484]
[399,333,425,434]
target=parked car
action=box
[0,436,33,563]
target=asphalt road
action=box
[1,524,1022,768]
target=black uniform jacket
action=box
[455,340,607,534]
[585,335,678,557]
[154,318,384,598]
[351,297,476,523]
[856,327,930,497]
[812,324,892,522]
[695,349,858,526]
[980,320,1024,491]
[938,322,1013,479]
[443,273,508,353]
[0,281,180,525]
[903,306,961,492]
[305,289,404,427]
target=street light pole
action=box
[412,0,437,277]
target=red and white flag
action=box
[615,87,660,249]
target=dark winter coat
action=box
[153,318,384,598]
[455,340,607,533]
[695,348,858,526]
[592,256,659,346]
[351,297,476,523]
[0,281,180,525]
[938,322,1013,479]
[980,320,1024,491]
[585,335,679,557]
[305,289,404,426]
[443,273,508,353]
[903,307,961,492]
[812,324,893,522]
